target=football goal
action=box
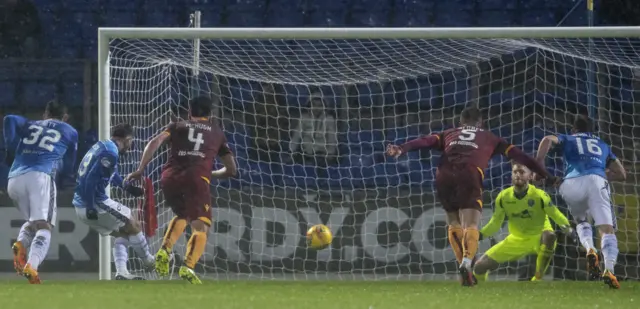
[99,26,640,281]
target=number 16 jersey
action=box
[163,119,231,182]
[557,133,615,179]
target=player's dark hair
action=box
[510,160,529,170]
[45,100,67,119]
[111,123,133,138]
[460,106,483,125]
[573,114,592,133]
[189,96,213,117]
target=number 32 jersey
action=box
[9,118,78,179]
[163,119,231,182]
[557,133,615,179]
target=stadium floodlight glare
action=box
[99,27,640,281]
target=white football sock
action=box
[129,232,153,262]
[27,229,51,270]
[600,233,619,273]
[17,222,34,248]
[576,222,596,253]
[461,257,473,269]
[113,237,130,275]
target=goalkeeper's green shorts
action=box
[484,230,553,263]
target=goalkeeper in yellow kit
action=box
[473,162,572,281]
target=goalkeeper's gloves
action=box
[124,182,144,197]
[558,225,577,243]
[559,225,573,234]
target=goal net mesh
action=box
[108,35,640,281]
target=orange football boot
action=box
[586,249,601,280]
[12,241,27,275]
[22,264,41,284]
[602,270,620,289]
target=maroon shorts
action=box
[434,164,484,213]
[160,170,212,226]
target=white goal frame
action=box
[97,26,640,280]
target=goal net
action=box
[104,28,640,281]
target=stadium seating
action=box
[0,0,608,189]
[0,82,15,107]
[265,0,304,27]
[62,82,84,107]
[23,82,57,107]
[226,0,267,27]
[437,0,476,27]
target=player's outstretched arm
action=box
[504,145,552,179]
[607,158,627,181]
[110,171,124,187]
[479,193,506,239]
[535,135,559,163]
[540,191,571,230]
[127,131,170,181]
[211,153,237,179]
[386,134,441,158]
[104,154,144,197]
[3,115,28,148]
[2,115,28,165]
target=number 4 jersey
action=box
[163,119,231,182]
[8,117,78,179]
[557,133,615,179]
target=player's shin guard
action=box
[129,232,154,262]
[17,222,34,249]
[448,225,464,264]
[534,242,555,280]
[162,216,187,251]
[184,231,207,269]
[576,221,596,252]
[462,228,480,267]
[113,237,130,275]
[27,229,51,271]
[601,234,619,274]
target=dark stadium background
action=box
[0,0,639,280]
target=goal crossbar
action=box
[98,26,640,40]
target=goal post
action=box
[98,27,640,281]
[97,30,111,281]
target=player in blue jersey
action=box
[536,115,626,289]
[3,101,78,284]
[73,123,155,280]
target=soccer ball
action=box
[306,224,333,250]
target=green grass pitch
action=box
[1,280,637,309]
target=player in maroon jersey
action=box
[386,106,558,286]
[126,96,237,284]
